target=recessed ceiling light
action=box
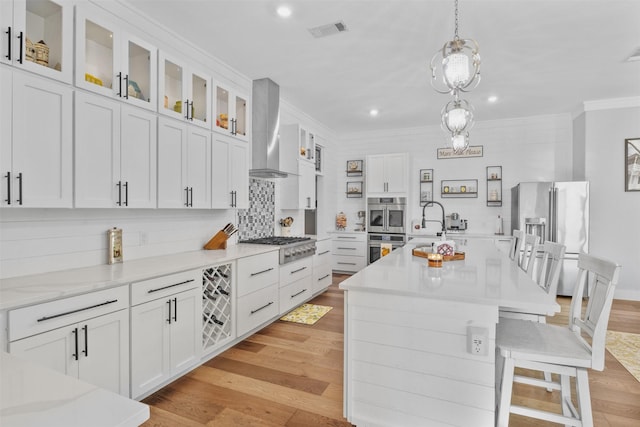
[488,95,498,103]
[277,6,292,18]
[369,109,379,117]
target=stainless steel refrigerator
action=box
[511,181,589,296]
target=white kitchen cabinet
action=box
[75,91,157,208]
[8,286,130,397]
[236,252,280,337]
[0,0,73,83]
[279,257,313,315]
[211,134,248,209]
[313,237,332,294]
[0,68,72,207]
[331,232,367,273]
[130,270,201,399]
[75,5,157,111]
[366,153,408,195]
[213,82,249,141]
[280,159,316,209]
[158,51,210,129]
[158,117,211,209]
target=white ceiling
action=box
[121,0,640,134]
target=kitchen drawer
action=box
[237,251,279,297]
[131,269,200,306]
[236,284,279,337]
[314,239,332,267]
[332,233,366,242]
[332,240,365,257]
[279,276,313,315]
[279,257,313,287]
[9,286,129,342]
[332,255,366,273]
[313,263,332,294]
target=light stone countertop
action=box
[339,237,559,316]
[0,352,149,427]
[0,244,279,311]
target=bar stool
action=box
[496,252,621,427]
[508,230,524,263]
[531,241,566,295]
[519,233,540,275]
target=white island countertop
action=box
[0,244,279,311]
[0,352,149,427]
[340,237,559,316]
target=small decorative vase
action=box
[281,226,291,236]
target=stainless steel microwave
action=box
[367,197,406,234]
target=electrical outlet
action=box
[467,325,488,356]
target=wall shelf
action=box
[419,169,434,204]
[441,179,478,198]
[486,166,502,206]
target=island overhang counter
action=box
[339,237,559,427]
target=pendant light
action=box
[429,0,481,94]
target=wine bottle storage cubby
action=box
[202,263,232,352]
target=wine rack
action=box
[202,263,233,353]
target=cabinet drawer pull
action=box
[250,301,274,315]
[290,266,307,274]
[290,289,307,299]
[337,236,357,239]
[319,274,331,281]
[318,250,330,255]
[250,267,274,277]
[337,262,356,265]
[337,247,356,250]
[147,279,195,293]
[36,299,119,322]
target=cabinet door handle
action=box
[147,279,195,293]
[116,72,122,97]
[189,187,193,207]
[307,197,311,208]
[4,171,10,205]
[173,297,178,322]
[82,325,88,357]
[250,301,274,315]
[124,74,129,99]
[72,327,79,361]
[17,31,23,64]
[250,267,274,277]
[290,266,307,274]
[116,181,122,206]
[5,27,11,61]
[16,172,22,205]
[167,299,172,324]
[37,299,119,322]
[185,187,190,207]
[123,181,129,206]
[189,101,194,121]
[318,250,330,255]
[290,289,307,299]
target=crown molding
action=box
[580,97,640,113]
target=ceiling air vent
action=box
[627,46,640,62]
[308,21,348,38]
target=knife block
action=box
[203,230,228,250]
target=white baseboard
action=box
[614,288,640,302]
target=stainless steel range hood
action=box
[250,78,287,178]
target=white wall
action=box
[581,102,640,300]
[334,114,573,235]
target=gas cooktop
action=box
[239,236,311,245]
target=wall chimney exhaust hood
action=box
[250,78,287,178]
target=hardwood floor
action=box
[142,274,640,426]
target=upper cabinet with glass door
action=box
[213,82,249,142]
[75,5,157,111]
[0,0,73,83]
[158,52,211,129]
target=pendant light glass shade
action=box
[441,96,474,134]
[451,132,469,153]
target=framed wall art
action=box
[625,138,640,192]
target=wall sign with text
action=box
[437,145,483,159]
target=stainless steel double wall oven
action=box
[367,197,407,264]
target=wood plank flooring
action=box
[142,274,640,426]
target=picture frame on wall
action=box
[625,138,640,192]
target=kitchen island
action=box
[339,237,559,427]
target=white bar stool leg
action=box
[497,357,515,427]
[576,369,593,427]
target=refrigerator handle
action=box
[548,187,554,242]
[551,187,558,242]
